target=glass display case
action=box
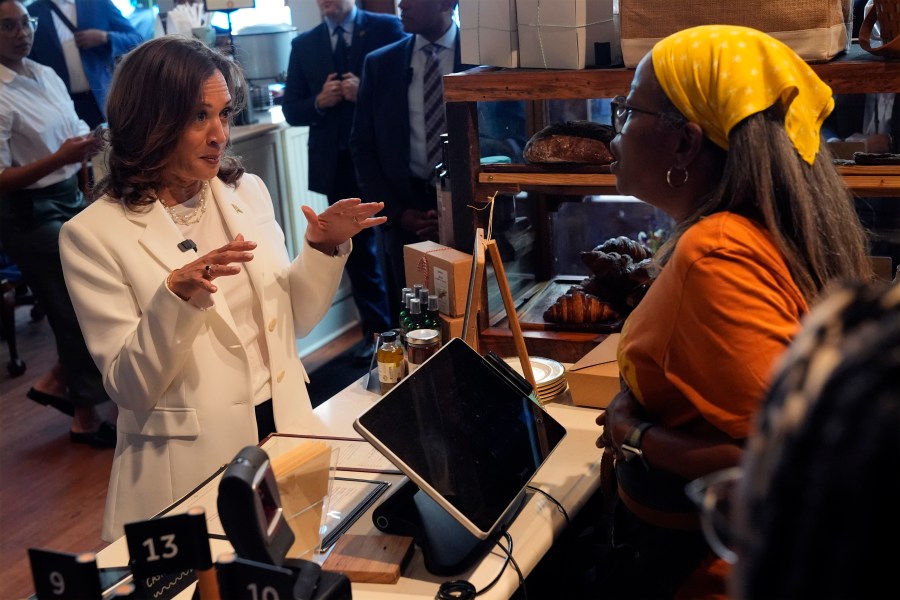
[443,47,900,362]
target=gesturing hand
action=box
[166,234,256,301]
[301,198,386,256]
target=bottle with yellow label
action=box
[377,330,405,395]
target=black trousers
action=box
[0,177,109,408]
[255,400,275,442]
[380,177,436,323]
[327,150,392,338]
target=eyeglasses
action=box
[610,96,684,133]
[0,16,38,37]
[685,466,742,565]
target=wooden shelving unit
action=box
[442,46,900,360]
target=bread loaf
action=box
[523,120,615,164]
[543,289,619,324]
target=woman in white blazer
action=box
[58,36,386,541]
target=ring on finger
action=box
[204,264,213,278]
[353,215,360,224]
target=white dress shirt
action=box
[408,25,457,180]
[0,59,89,187]
[170,191,272,405]
[49,0,91,94]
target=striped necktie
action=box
[422,43,446,174]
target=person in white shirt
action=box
[26,0,142,129]
[0,0,115,446]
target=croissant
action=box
[577,246,659,314]
[580,250,633,279]
[595,236,654,261]
[626,258,657,288]
[543,289,619,324]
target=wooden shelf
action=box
[470,163,900,198]
[445,45,900,102]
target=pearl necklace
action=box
[154,181,210,226]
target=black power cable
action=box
[526,485,570,527]
[435,530,525,600]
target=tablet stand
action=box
[372,479,504,576]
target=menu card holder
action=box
[269,440,335,561]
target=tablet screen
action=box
[353,338,567,539]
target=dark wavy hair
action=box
[94,36,246,209]
[732,281,900,599]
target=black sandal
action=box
[27,388,75,417]
[70,421,117,448]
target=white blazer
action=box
[59,175,348,541]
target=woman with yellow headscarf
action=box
[594,25,871,599]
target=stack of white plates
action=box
[502,356,567,404]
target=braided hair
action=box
[731,281,900,599]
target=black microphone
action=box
[178,239,198,252]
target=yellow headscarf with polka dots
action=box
[651,25,834,165]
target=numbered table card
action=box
[28,548,104,600]
[124,509,217,599]
[216,553,296,600]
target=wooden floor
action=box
[0,302,360,599]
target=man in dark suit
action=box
[283,0,405,360]
[351,0,468,321]
[27,0,142,128]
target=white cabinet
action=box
[232,125,289,234]
[279,126,360,356]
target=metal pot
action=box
[232,24,296,83]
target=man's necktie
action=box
[422,44,447,174]
[333,25,349,75]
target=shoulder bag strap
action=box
[38,0,78,33]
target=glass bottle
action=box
[399,291,415,338]
[377,331,405,395]
[424,294,441,342]
[404,297,423,335]
[398,287,412,332]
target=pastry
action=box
[543,289,619,324]
[523,120,615,164]
[595,236,654,261]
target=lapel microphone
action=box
[178,239,198,252]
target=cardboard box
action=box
[565,333,620,409]
[460,0,519,68]
[404,241,472,318]
[517,0,620,69]
[438,313,465,342]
